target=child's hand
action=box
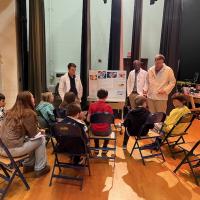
[39,129,46,135]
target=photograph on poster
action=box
[97,71,106,79]
[107,71,117,78]
[88,70,127,102]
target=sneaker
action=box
[78,157,86,166]
[35,165,50,177]
[23,165,34,174]
[122,145,127,150]
[102,150,108,157]
[93,150,99,156]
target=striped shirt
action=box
[0,107,5,122]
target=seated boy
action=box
[0,93,6,124]
[122,95,153,150]
[61,103,88,165]
[161,93,191,135]
[87,89,113,156]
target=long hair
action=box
[5,91,35,122]
[60,92,76,109]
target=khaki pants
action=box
[147,98,167,113]
[0,136,47,171]
[129,93,139,109]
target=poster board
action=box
[88,70,127,102]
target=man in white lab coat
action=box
[145,54,176,113]
[58,63,83,101]
[127,60,147,108]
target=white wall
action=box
[0,0,18,109]
[44,0,164,86]
[91,0,135,69]
[90,0,111,70]
[123,0,135,58]
[45,0,83,85]
[140,0,164,68]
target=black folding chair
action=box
[89,112,116,164]
[174,140,200,186]
[129,112,166,165]
[37,110,55,146]
[49,122,91,190]
[0,138,30,200]
[161,113,195,158]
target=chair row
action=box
[128,112,200,185]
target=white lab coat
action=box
[146,64,176,100]
[127,69,148,96]
[58,73,83,100]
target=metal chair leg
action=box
[130,139,138,157]
[49,159,56,186]
[15,167,30,190]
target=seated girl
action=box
[162,93,191,135]
[36,92,55,126]
[0,91,50,177]
[55,92,76,119]
[56,92,86,121]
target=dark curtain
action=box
[16,0,28,90]
[160,0,183,79]
[131,0,143,62]
[160,0,183,113]
[28,0,47,103]
[80,0,91,109]
[108,0,122,70]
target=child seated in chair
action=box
[36,92,56,126]
[56,92,87,121]
[61,102,88,165]
[0,93,6,125]
[122,95,153,150]
[161,93,191,136]
[87,89,113,156]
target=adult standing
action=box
[58,63,83,101]
[146,54,176,113]
[127,60,147,108]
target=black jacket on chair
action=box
[61,117,88,144]
[124,107,154,136]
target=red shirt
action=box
[88,100,113,132]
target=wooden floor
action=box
[2,119,200,200]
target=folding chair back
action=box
[37,115,49,129]
[170,113,195,134]
[51,122,88,154]
[90,112,114,124]
[53,108,66,119]
[49,122,90,190]
[138,112,166,138]
[130,112,166,165]
[174,140,200,185]
[89,113,116,163]
[162,113,195,158]
[145,112,166,125]
[0,138,30,199]
[169,113,195,135]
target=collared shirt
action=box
[133,70,139,93]
[0,107,5,122]
[68,73,78,96]
[127,69,148,96]
[147,64,176,100]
